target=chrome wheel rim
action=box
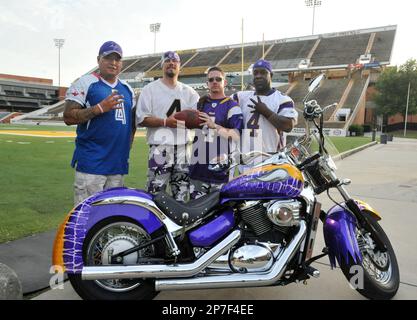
[357,231,392,286]
[86,222,154,293]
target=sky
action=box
[0,0,416,87]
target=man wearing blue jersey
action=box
[189,66,243,199]
[63,41,136,205]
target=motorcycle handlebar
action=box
[296,153,321,170]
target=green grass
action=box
[0,134,148,243]
[329,137,372,153]
[390,130,417,139]
[0,127,372,243]
[0,123,76,132]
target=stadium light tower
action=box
[150,23,161,54]
[54,38,65,87]
[305,0,322,35]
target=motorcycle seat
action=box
[154,191,220,225]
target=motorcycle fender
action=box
[52,188,164,274]
[323,199,382,269]
[323,204,362,269]
[355,200,382,221]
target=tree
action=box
[374,59,417,121]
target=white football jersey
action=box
[136,79,200,145]
[233,89,298,154]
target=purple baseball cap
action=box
[99,41,123,58]
[162,51,180,63]
[253,59,273,73]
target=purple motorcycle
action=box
[53,74,399,300]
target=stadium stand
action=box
[311,34,370,67]
[186,49,231,67]
[314,78,350,120]
[121,58,141,72]
[0,74,63,113]
[266,40,317,69]
[124,56,162,73]
[370,30,396,63]
[221,45,264,65]
[12,25,396,134]
[343,75,368,112]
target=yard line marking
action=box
[0,130,147,138]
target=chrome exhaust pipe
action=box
[81,230,241,281]
[155,221,306,291]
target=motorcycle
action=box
[52,74,399,300]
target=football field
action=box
[0,124,149,243]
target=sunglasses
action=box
[208,77,223,83]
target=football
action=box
[173,109,204,129]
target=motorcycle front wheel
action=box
[68,217,160,300]
[340,215,400,300]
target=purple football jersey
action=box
[189,97,243,183]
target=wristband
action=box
[97,103,104,114]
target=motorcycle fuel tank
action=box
[221,164,304,200]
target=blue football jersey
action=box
[65,73,134,175]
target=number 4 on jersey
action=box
[247,112,260,137]
[166,99,181,117]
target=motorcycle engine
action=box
[238,200,302,239]
[208,200,303,274]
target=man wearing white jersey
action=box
[232,59,298,170]
[136,51,200,202]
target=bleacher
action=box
[178,52,197,66]
[121,58,140,71]
[221,46,264,65]
[311,34,370,66]
[266,40,317,69]
[124,56,161,73]
[313,78,350,120]
[370,30,396,62]
[186,49,230,67]
[288,76,366,130]
[0,75,62,114]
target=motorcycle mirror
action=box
[308,74,326,93]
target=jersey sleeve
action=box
[65,77,89,107]
[277,96,298,120]
[188,88,200,110]
[230,92,240,103]
[227,104,244,131]
[136,85,153,125]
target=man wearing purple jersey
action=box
[189,66,243,199]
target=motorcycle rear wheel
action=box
[68,217,160,300]
[339,215,399,300]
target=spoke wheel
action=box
[68,217,161,300]
[339,214,400,300]
[87,222,154,293]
